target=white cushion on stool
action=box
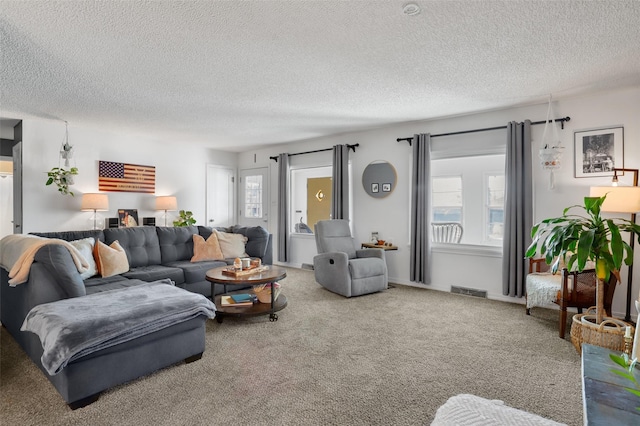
[526,273,563,309]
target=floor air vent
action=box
[450,286,487,298]
[301,263,314,271]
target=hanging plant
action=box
[46,167,79,196]
[60,141,74,167]
[46,121,79,196]
[538,95,564,190]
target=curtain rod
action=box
[396,117,570,145]
[270,143,359,162]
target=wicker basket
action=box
[570,310,632,354]
[253,283,281,304]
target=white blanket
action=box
[0,234,89,286]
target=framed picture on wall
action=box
[118,209,139,227]
[574,126,624,178]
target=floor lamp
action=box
[590,167,640,322]
[80,193,109,230]
[155,196,177,226]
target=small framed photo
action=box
[382,183,391,192]
[118,209,139,227]
[574,126,623,178]
[371,183,379,193]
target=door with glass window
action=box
[239,168,269,228]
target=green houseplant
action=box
[173,210,196,227]
[45,166,79,196]
[526,195,640,325]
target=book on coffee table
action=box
[220,296,252,307]
[230,293,254,303]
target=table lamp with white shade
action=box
[590,167,640,322]
[155,196,177,226]
[80,193,109,229]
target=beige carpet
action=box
[1,267,582,425]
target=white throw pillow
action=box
[69,237,98,279]
[214,230,248,258]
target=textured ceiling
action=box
[1,1,639,151]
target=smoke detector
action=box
[403,3,421,16]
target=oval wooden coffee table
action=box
[206,265,287,323]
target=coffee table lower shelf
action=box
[213,292,288,323]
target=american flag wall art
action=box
[98,161,155,193]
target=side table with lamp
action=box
[361,240,398,288]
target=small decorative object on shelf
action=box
[233,257,242,271]
[221,265,269,277]
[253,283,281,304]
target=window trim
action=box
[483,171,505,246]
[432,242,502,258]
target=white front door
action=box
[239,167,269,228]
[206,164,236,228]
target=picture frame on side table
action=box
[574,126,624,178]
[118,209,139,227]
[371,183,379,193]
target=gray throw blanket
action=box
[21,280,216,375]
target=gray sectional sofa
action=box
[0,224,273,408]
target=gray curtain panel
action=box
[502,120,533,297]
[331,144,350,221]
[410,133,431,284]
[277,153,290,262]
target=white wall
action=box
[238,86,640,319]
[13,117,237,233]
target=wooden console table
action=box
[582,343,640,425]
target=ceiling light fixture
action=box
[403,2,421,16]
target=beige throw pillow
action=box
[191,233,224,262]
[94,240,129,277]
[69,237,98,279]
[214,230,248,258]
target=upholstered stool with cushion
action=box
[525,258,618,338]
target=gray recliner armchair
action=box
[313,220,388,297]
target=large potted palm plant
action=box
[526,195,640,349]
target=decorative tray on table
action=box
[221,265,269,277]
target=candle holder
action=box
[625,335,633,364]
